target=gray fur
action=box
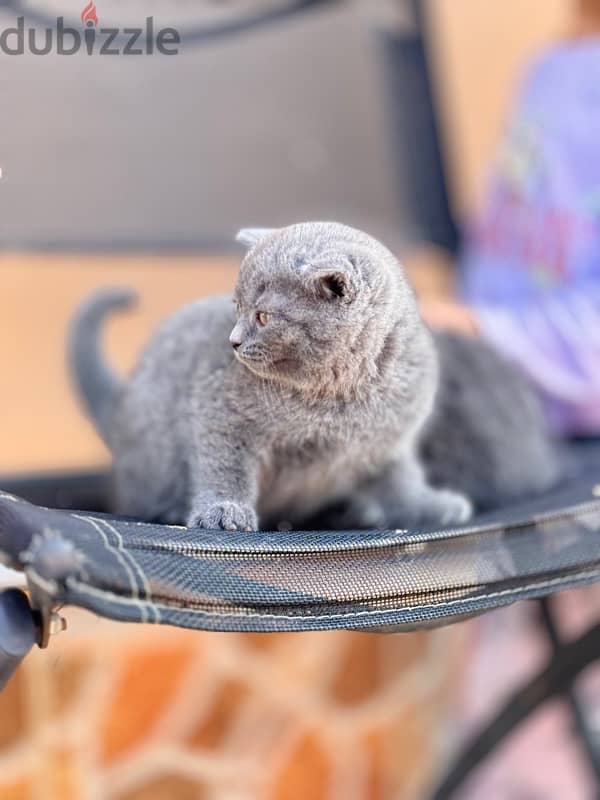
[421,333,560,510]
[68,287,137,443]
[69,221,471,531]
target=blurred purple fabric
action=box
[461,41,600,435]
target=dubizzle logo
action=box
[81,2,99,28]
[0,2,180,55]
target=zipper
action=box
[118,497,600,559]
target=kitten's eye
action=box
[256,311,271,326]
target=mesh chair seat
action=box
[1,442,599,634]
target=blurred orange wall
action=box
[429,0,569,214]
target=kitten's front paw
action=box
[188,501,258,532]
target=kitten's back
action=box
[421,333,560,510]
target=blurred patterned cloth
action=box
[462,40,600,435]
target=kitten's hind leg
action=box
[372,453,472,531]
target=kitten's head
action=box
[231,222,420,396]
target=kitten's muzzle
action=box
[229,327,243,350]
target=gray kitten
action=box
[69,221,472,531]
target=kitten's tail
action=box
[68,287,137,445]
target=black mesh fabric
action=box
[1,445,600,633]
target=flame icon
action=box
[81,1,98,27]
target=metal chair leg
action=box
[0,589,37,691]
[539,597,600,785]
[430,617,600,800]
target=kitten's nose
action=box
[229,327,243,350]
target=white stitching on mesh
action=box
[95,517,153,600]
[94,516,160,623]
[63,568,600,625]
[72,514,151,624]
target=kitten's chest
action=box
[257,445,358,523]
[257,402,395,521]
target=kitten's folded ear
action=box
[236,228,277,248]
[312,266,357,304]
